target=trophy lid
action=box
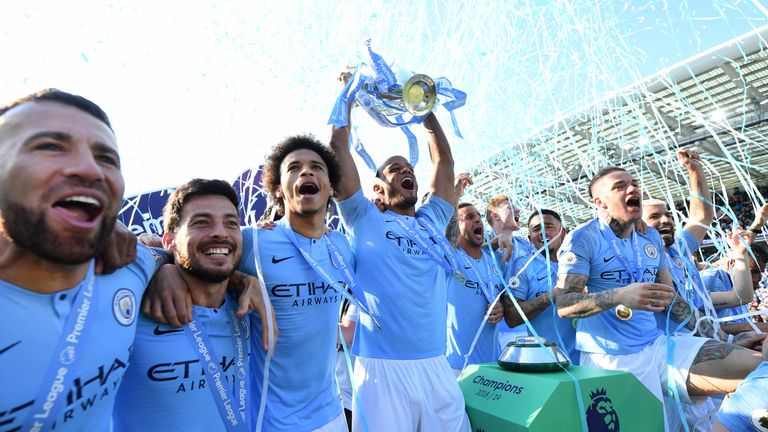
[497,336,571,373]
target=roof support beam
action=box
[720,62,767,105]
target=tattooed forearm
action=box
[555,274,617,318]
[692,339,742,365]
[502,292,551,328]
[445,210,460,248]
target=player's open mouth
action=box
[298,182,319,197]
[400,177,415,191]
[52,194,104,226]
[626,196,641,209]
[657,225,674,236]
[473,226,483,236]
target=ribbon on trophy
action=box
[328,39,467,171]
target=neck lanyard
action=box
[277,223,382,331]
[22,264,99,432]
[386,210,468,282]
[456,248,498,304]
[183,300,249,432]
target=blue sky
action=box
[1,1,765,195]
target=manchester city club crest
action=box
[113,288,137,326]
[508,276,520,288]
[752,408,768,431]
[643,244,657,259]
[672,256,683,268]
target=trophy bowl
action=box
[402,74,437,116]
[497,336,571,373]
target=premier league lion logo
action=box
[586,388,620,431]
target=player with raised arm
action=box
[555,166,763,430]
[330,72,470,431]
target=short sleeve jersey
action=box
[239,220,349,431]
[114,294,250,431]
[0,244,158,431]
[445,248,504,369]
[511,257,578,363]
[336,189,455,359]
[717,361,768,431]
[701,267,750,323]
[557,218,668,355]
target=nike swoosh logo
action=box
[0,340,21,355]
[271,255,294,264]
[153,326,183,336]
[603,256,615,263]
[536,275,548,281]
[464,265,472,269]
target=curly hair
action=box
[261,134,342,206]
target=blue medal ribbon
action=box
[386,210,466,279]
[183,301,249,432]
[456,249,498,304]
[22,263,98,432]
[276,223,382,331]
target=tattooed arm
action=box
[556,272,677,318]
[554,274,617,318]
[502,292,552,327]
[445,209,460,248]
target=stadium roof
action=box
[468,25,768,230]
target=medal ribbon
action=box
[22,263,99,432]
[183,300,249,432]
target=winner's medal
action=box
[615,305,633,320]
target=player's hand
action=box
[229,272,278,351]
[372,197,387,213]
[494,234,514,263]
[726,227,750,256]
[257,221,277,230]
[677,148,703,171]
[137,233,163,248]
[732,332,767,352]
[140,264,193,327]
[338,70,352,86]
[617,283,676,312]
[96,221,137,274]
[487,302,503,324]
[454,172,473,202]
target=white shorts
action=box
[664,396,716,432]
[312,412,348,432]
[352,355,471,432]
[581,335,708,431]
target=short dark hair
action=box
[163,179,239,233]
[527,209,562,226]
[261,134,341,206]
[588,167,627,199]
[0,88,112,131]
[457,202,474,210]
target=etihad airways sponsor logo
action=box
[146,355,244,394]
[599,267,658,284]
[1,357,128,430]
[271,281,343,307]
[384,230,437,256]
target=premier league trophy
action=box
[328,39,466,170]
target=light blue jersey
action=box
[717,361,768,431]
[240,220,348,431]
[336,189,455,359]
[511,257,579,364]
[0,244,158,431]
[114,294,249,431]
[657,231,708,332]
[701,267,750,323]
[557,218,668,355]
[446,248,504,369]
[497,236,535,338]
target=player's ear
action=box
[162,231,176,253]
